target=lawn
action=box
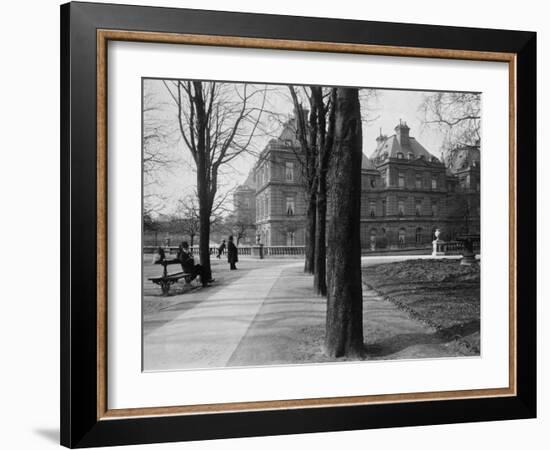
[362,259,480,354]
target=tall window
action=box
[398,200,405,216]
[286,231,295,246]
[285,161,294,182]
[264,196,269,217]
[415,199,422,216]
[415,227,423,244]
[431,200,438,216]
[431,175,437,189]
[369,201,376,217]
[415,174,422,189]
[398,172,405,188]
[286,197,295,216]
[244,197,250,208]
[382,199,387,216]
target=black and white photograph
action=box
[142,79,481,371]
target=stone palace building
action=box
[233,115,480,250]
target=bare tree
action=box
[225,195,256,245]
[325,87,364,358]
[288,86,318,274]
[142,87,178,216]
[312,87,337,296]
[288,86,337,295]
[163,80,267,280]
[419,92,481,161]
[173,195,201,247]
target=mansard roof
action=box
[370,122,439,165]
[235,168,256,191]
[371,135,436,161]
[361,153,376,171]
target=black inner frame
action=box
[60,2,536,448]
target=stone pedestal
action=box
[431,228,445,256]
[251,244,264,259]
[432,239,445,256]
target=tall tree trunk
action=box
[196,158,212,281]
[304,194,316,274]
[198,206,211,280]
[312,87,333,296]
[314,175,327,295]
[325,88,364,358]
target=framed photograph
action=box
[60,2,536,447]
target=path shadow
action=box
[365,319,480,358]
[365,332,445,357]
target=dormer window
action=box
[431,157,439,163]
[397,152,404,159]
[408,153,414,160]
[418,155,425,160]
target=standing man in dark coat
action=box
[227,236,238,270]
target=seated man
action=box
[176,241,208,287]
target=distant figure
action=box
[177,241,208,287]
[152,246,166,264]
[227,236,238,270]
[217,239,226,259]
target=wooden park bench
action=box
[148,258,194,295]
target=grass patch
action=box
[362,259,480,353]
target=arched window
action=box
[369,229,377,250]
[398,228,406,247]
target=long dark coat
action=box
[227,241,238,264]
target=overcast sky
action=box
[143,80,457,217]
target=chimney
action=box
[394,120,410,146]
[376,128,386,146]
